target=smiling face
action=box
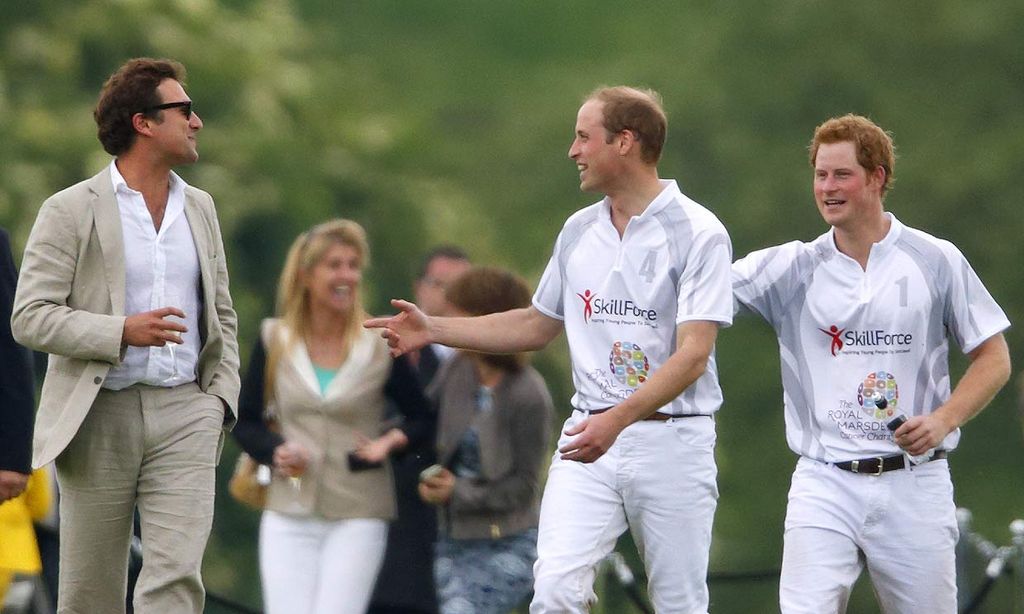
[568,99,625,194]
[149,78,203,165]
[813,141,885,231]
[304,242,363,317]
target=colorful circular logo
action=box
[609,341,649,388]
[857,370,899,419]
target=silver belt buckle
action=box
[850,457,885,475]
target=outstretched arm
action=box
[893,333,1010,456]
[364,300,562,357]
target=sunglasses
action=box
[141,101,193,119]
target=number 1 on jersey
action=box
[895,276,908,307]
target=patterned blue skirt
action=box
[434,528,538,614]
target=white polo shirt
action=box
[533,179,733,415]
[732,213,1010,461]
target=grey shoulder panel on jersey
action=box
[893,230,985,345]
[895,230,961,416]
[892,230,948,304]
[651,205,696,291]
[754,243,824,326]
[775,263,828,457]
[556,206,602,285]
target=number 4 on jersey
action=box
[639,250,657,283]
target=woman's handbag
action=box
[229,403,278,510]
[229,322,282,510]
[228,452,271,510]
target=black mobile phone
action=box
[347,451,383,472]
[886,414,908,432]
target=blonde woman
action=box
[232,220,432,614]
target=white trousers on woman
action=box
[260,510,388,614]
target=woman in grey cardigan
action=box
[418,267,554,614]
[233,220,431,614]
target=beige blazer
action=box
[259,319,400,521]
[12,167,240,468]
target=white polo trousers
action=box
[259,511,388,614]
[780,457,958,614]
[530,412,718,614]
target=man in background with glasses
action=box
[370,244,470,614]
[12,57,239,614]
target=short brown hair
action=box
[94,58,186,156]
[809,114,896,195]
[587,86,667,164]
[445,266,532,372]
[417,245,470,280]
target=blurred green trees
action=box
[3,1,1022,611]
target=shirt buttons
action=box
[94,376,103,385]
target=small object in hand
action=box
[885,413,934,465]
[419,464,445,482]
[886,414,907,432]
[347,451,383,472]
[256,464,272,486]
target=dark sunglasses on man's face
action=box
[141,101,193,119]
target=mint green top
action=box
[312,364,337,395]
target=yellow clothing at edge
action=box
[0,467,52,573]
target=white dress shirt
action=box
[103,161,202,390]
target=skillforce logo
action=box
[575,289,658,324]
[819,325,845,356]
[577,290,597,323]
[818,323,913,357]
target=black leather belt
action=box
[834,450,947,475]
[577,408,708,422]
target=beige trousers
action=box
[55,383,224,614]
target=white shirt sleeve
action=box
[732,240,809,325]
[532,231,565,321]
[940,241,1010,354]
[676,227,733,327]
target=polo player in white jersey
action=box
[367,86,733,614]
[733,114,1011,614]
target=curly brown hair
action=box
[94,58,186,156]
[445,266,533,372]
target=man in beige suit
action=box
[12,58,239,614]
